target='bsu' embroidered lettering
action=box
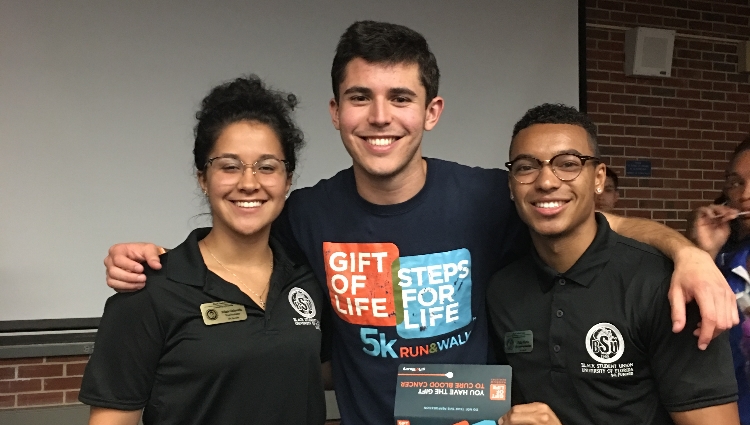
[324,243,473,338]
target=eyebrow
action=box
[509,149,586,162]
[210,153,283,161]
[341,86,418,97]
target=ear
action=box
[329,98,341,130]
[284,173,293,195]
[594,164,607,193]
[423,96,445,131]
[197,171,208,195]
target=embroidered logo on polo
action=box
[289,287,320,330]
[323,242,473,358]
[585,322,624,363]
[580,322,634,378]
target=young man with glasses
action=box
[489,104,739,425]
[104,23,737,425]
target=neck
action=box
[530,215,598,274]
[201,225,272,267]
[353,157,427,205]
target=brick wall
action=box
[586,0,750,231]
[0,356,87,409]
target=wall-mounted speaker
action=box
[624,27,675,77]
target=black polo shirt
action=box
[79,228,328,425]
[487,213,737,425]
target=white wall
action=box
[0,0,579,321]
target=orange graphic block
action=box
[324,242,399,326]
[490,384,506,400]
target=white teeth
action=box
[235,201,262,208]
[367,137,395,146]
[536,201,563,209]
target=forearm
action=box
[603,212,695,261]
[89,407,142,425]
[670,402,739,425]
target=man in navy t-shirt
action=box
[104,20,737,425]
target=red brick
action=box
[688,79,713,90]
[636,138,664,148]
[702,71,726,81]
[701,110,726,121]
[677,189,704,199]
[611,115,637,125]
[653,169,679,179]
[611,94,637,104]
[18,364,63,379]
[65,363,87,377]
[677,149,703,159]
[652,148,678,158]
[664,98,689,109]
[690,180,714,190]
[637,96,663,106]
[664,178,690,188]
[689,160,715,169]
[16,392,64,407]
[663,118,689,128]
[625,127,651,136]
[638,116,663,126]
[625,105,651,115]
[702,131,727,141]
[0,394,14,408]
[704,170,726,180]
[623,188,653,198]
[0,379,41,393]
[653,189,679,200]
[64,390,80,404]
[639,199,665,209]
[653,210,680,220]
[689,120,713,130]
[0,367,15,380]
[651,128,677,138]
[625,147,651,157]
[624,85,651,95]
[688,100,713,110]
[714,102,737,112]
[0,358,43,366]
[44,376,82,391]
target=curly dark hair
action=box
[331,21,440,106]
[193,75,304,174]
[510,103,600,157]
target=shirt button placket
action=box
[549,277,567,368]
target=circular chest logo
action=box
[206,309,218,320]
[288,288,316,319]
[585,322,624,364]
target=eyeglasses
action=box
[205,156,289,185]
[505,153,600,184]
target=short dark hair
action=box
[510,103,600,157]
[728,134,750,174]
[331,20,440,105]
[605,167,619,189]
[193,75,304,175]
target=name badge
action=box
[504,330,533,353]
[200,301,247,325]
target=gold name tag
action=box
[200,301,248,325]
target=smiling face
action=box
[329,58,443,181]
[724,150,750,236]
[509,123,606,240]
[198,120,291,239]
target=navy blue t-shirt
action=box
[272,158,529,425]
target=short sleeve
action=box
[644,277,738,411]
[79,288,164,410]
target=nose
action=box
[535,163,561,192]
[236,166,261,191]
[368,97,391,127]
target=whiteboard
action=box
[0,0,579,321]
